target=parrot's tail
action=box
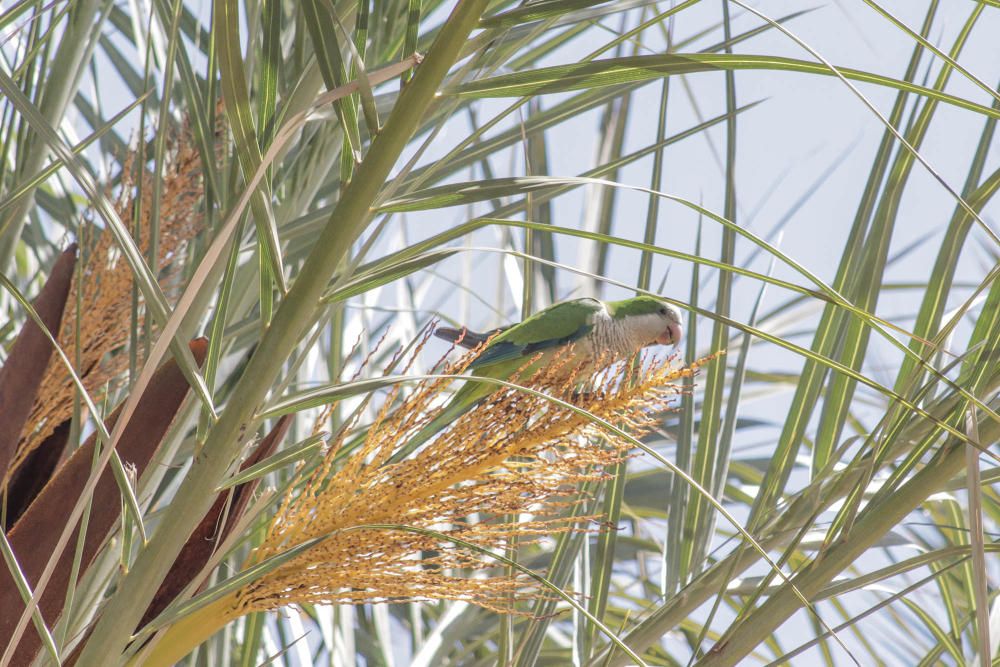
[434,325,508,349]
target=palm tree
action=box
[0,1,996,665]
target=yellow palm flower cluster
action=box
[241,345,703,613]
[139,342,715,666]
[15,125,205,470]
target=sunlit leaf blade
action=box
[217,432,326,491]
[449,53,1000,122]
[481,0,621,29]
[215,0,287,302]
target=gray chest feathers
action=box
[584,309,646,361]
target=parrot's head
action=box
[607,296,684,348]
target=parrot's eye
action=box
[658,307,668,315]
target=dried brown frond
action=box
[12,123,208,473]
[230,346,716,617]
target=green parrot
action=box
[395,296,683,460]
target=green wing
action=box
[468,298,602,370]
[394,298,603,461]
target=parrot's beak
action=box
[657,323,683,346]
